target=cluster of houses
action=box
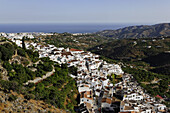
[30,43,124,113]
[2,33,167,113]
[0,32,34,39]
[116,74,167,113]
[0,32,54,40]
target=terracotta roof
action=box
[103,98,111,103]
[101,78,106,81]
[124,106,134,110]
[84,85,89,87]
[80,91,93,100]
[101,98,112,104]
[156,95,163,99]
[70,48,83,51]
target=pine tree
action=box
[22,36,26,49]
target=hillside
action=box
[143,52,170,75]
[40,33,112,50]
[0,89,65,113]
[89,37,170,60]
[96,23,170,39]
[88,37,170,75]
[0,39,78,112]
[143,52,170,67]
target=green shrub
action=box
[17,48,26,57]
[3,61,13,71]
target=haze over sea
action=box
[0,23,134,33]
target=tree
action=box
[0,45,13,60]
[17,48,26,57]
[22,36,26,50]
[0,52,2,59]
[68,66,77,76]
[3,61,13,71]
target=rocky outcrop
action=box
[0,90,66,113]
[0,65,8,80]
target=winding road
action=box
[24,65,55,85]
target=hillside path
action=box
[24,65,55,85]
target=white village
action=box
[0,32,168,113]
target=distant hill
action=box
[96,23,170,39]
[88,38,170,60]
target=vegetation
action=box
[68,66,78,76]
[41,33,170,107]
[26,64,77,112]
[22,36,26,50]
[143,52,170,75]
[151,65,170,75]
[0,41,78,112]
[26,49,39,62]
[0,80,21,92]
[0,43,15,61]
[38,33,113,50]
[108,74,122,85]
[1,61,78,112]
[143,52,170,67]
[123,66,170,98]
[89,38,170,60]
[1,33,170,111]
[17,48,26,57]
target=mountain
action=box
[96,23,170,39]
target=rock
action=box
[0,90,66,113]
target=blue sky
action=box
[0,0,170,24]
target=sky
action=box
[0,0,170,24]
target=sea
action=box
[0,23,133,33]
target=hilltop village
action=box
[0,32,168,113]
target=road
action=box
[24,65,55,85]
